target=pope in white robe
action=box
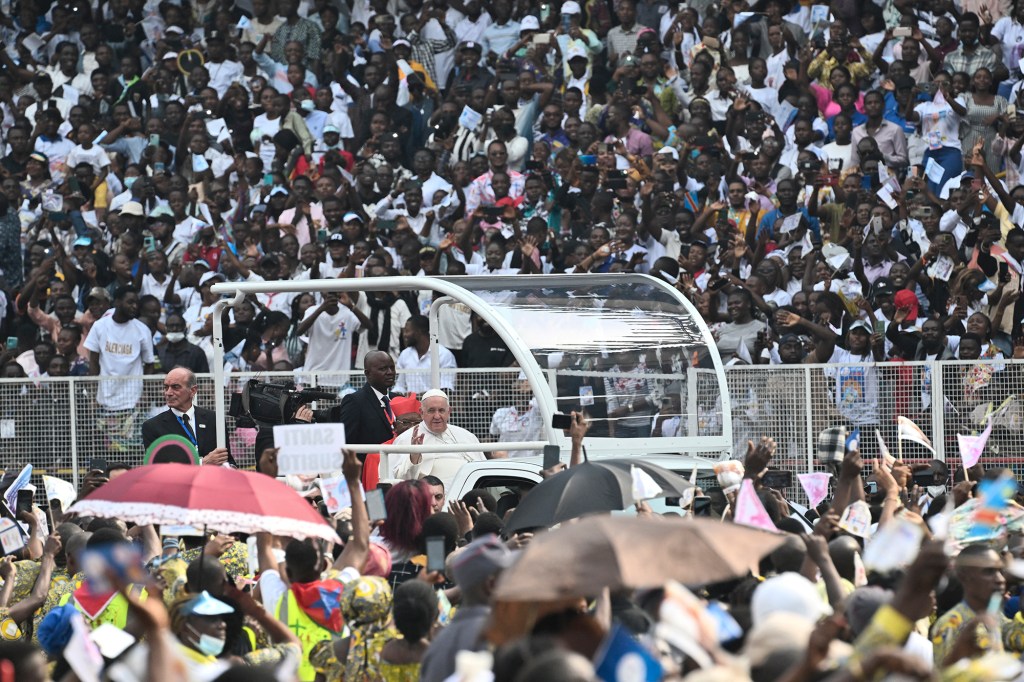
[384,389,485,488]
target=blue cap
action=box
[182,590,234,616]
[37,603,76,656]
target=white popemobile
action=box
[210,274,736,500]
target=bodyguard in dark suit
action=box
[142,367,235,466]
[297,351,397,446]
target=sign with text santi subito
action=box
[273,424,346,475]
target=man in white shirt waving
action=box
[387,389,484,488]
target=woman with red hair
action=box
[378,479,433,589]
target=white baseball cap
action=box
[561,1,582,14]
[199,272,226,287]
[520,15,540,30]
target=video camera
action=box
[230,380,336,427]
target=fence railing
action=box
[2,360,1021,505]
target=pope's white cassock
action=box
[383,423,485,489]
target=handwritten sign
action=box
[273,424,346,475]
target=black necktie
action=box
[181,413,197,444]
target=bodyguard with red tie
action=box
[296,350,399,452]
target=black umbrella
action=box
[594,459,695,498]
[504,459,694,533]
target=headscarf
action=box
[893,289,919,323]
[342,576,396,681]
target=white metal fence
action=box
[1,361,1021,503]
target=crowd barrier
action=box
[1,361,1019,505]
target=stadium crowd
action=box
[0,0,1024,679]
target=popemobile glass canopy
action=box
[211,274,733,458]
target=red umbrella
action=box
[68,464,338,543]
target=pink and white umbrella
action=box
[69,464,338,543]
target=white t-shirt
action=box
[489,403,543,457]
[65,144,110,174]
[301,305,362,373]
[253,113,282,139]
[393,345,457,395]
[991,16,1024,69]
[766,50,789,89]
[205,60,245,97]
[745,85,780,119]
[140,273,178,301]
[822,141,853,174]
[914,98,965,151]
[824,347,878,426]
[83,316,155,411]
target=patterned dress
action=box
[931,600,1024,664]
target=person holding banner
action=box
[142,367,235,466]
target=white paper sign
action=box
[930,255,955,282]
[779,213,802,234]
[458,105,483,131]
[192,154,210,172]
[733,11,756,26]
[89,623,136,660]
[837,500,872,537]
[273,424,346,475]
[924,157,946,184]
[319,476,365,514]
[22,33,44,53]
[0,420,13,439]
[862,516,924,572]
[205,118,228,140]
[810,5,830,24]
[0,518,24,556]
[63,611,103,682]
[876,186,898,209]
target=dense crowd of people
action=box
[2,0,1024,678]
[4,0,1024,402]
[0,413,1017,682]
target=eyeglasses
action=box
[395,418,422,426]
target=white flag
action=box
[42,476,77,510]
[897,416,934,453]
[631,466,663,501]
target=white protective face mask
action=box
[188,624,225,657]
[165,332,186,343]
[926,485,946,498]
[196,633,225,657]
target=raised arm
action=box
[334,450,369,571]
